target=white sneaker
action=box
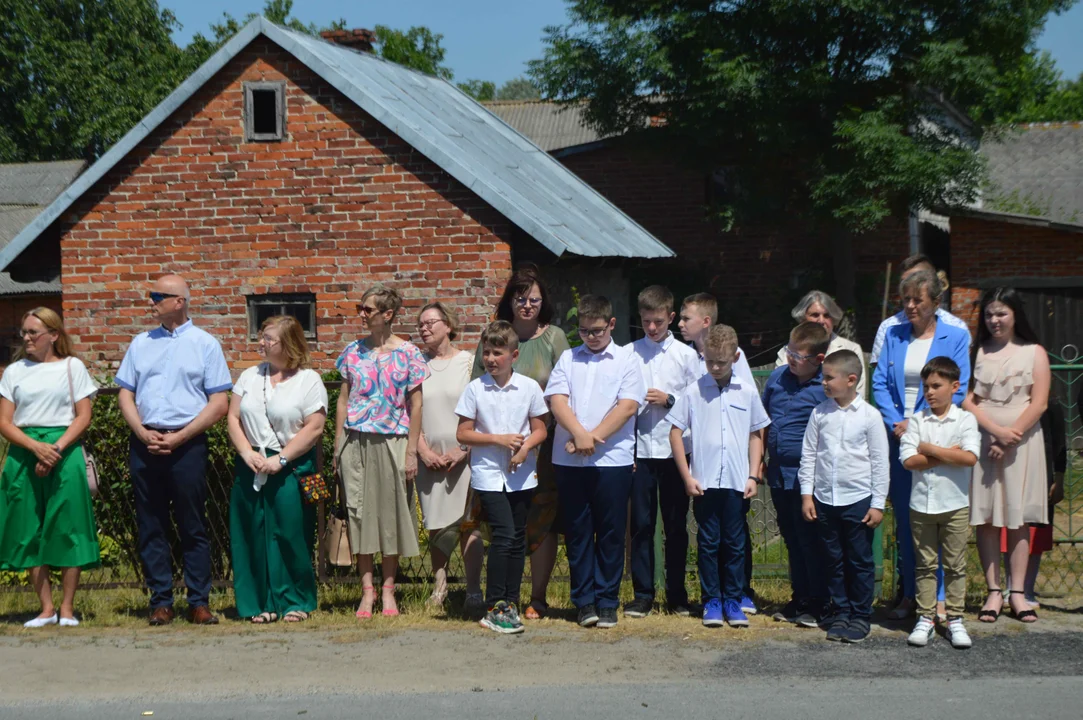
[947,617,972,649]
[23,613,58,628]
[907,616,936,647]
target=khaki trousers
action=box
[910,507,970,617]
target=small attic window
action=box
[243,81,285,141]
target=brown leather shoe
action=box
[149,606,175,626]
[187,606,219,625]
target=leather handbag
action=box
[323,462,353,567]
[66,358,99,497]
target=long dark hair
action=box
[495,264,554,325]
[972,287,1042,367]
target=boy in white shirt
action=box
[677,292,758,614]
[545,295,646,629]
[799,349,889,644]
[628,285,701,618]
[899,356,979,649]
[456,321,549,635]
[666,325,770,628]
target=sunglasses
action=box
[150,291,180,304]
[514,296,543,307]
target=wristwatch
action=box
[279,454,289,467]
[459,444,470,452]
[664,393,675,409]
[748,475,762,484]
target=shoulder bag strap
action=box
[66,358,77,416]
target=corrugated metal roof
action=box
[0,18,673,271]
[980,123,1083,224]
[0,160,84,206]
[0,271,60,295]
[482,101,607,152]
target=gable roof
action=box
[0,18,673,272]
[979,122,1083,225]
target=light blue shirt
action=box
[115,320,232,429]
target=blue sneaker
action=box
[702,598,725,627]
[740,595,758,615]
[723,599,750,627]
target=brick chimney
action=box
[319,28,375,53]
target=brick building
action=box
[0,18,672,376]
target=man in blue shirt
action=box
[762,322,829,628]
[117,274,231,626]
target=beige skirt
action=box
[969,404,1048,529]
[338,431,420,557]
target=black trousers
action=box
[477,488,534,605]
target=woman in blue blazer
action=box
[872,269,972,619]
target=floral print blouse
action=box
[336,340,430,436]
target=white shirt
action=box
[632,333,701,459]
[774,333,867,398]
[545,342,646,467]
[903,337,933,419]
[233,365,328,452]
[0,358,98,428]
[665,374,770,491]
[870,308,969,362]
[455,372,548,492]
[798,397,890,509]
[899,405,981,514]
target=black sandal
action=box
[1009,591,1038,623]
[978,588,1003,623]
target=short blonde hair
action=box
[418,301,460,341]
[361,285,403,318]
[703,324,738,356]
[18,307,74,359]
[261,315,310,370]
[682,292,717,324]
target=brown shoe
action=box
[149,606,175,626]
[187,606,219,625]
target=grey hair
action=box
[790,290,843,324]
[899,268,943,305]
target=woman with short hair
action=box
[0,307,99,627]
[227,315,327,623]
[775,290,865,396]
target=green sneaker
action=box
[504,602,525,632]
[479,601,523,634]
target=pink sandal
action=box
[356,585,375,620]
[381,582,399,617]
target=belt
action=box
[143,425,182,434]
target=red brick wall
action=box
[57,39,513,375]
[559,144,909,359]
[950,216,1083,332]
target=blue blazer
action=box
[871,319,971,433]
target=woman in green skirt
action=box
[0,308,99,628]
[226,315,328,623]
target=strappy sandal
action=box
[356,585,375,620]
[1009,591,1038,623]
[250,612,278,624]
[381,582,400,616]
[283,610,309,623]
[524,599,548,620]
[978,588,1003,623]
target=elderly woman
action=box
[775,290,865,397]
[0,308,99,627]
[226,315,327,623]
[471,266,570,618]
[872,270,971,620]
[335,285,429,618]
[415,301,484,606]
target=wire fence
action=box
[2,361,1081,604]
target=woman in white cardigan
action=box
[775,290,865,397]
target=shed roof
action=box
[482,100,608,152]
[0,18,673,272]
[980,122,1083,224]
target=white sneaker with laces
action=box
[947,617,972,649]
[907,616,936,647]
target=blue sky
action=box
[163,0,1083,86]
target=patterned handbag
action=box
[298,472,331,504]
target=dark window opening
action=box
[247,293,316,339]
[243,81,285,141]
[251,90,279,135]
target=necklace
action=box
[426,351,458,372]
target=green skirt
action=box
[230,448,318,618]
[0,427,100,570]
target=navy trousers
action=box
[694,489,746,602]
[772,486,826,606]
[815,496,875,622]
[130,433,212,610]
[556,465,633,610]
[629,458,690,605]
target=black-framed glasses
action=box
[578,326,608,339]
[358,305,380,316]
[514,296,543,307]
[149,291,180,304]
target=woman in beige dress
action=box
[964,288,1050,624]
[416,302,484,606]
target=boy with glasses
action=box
[545,295,646,628]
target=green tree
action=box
[373,25,454,80]
[457,79,496,101]
[496,76,542,101]
[979,51,1083,122]
[528,0,1076,234]
[0,0,201,162]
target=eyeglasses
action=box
[19,329,47,340]
[417,319,444,330]
[785,347,817,362]
[358,305,380,316]
[149,291,180,304]
[578,327,609,339]
[259,335,280,346]
[514,296,543,307]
